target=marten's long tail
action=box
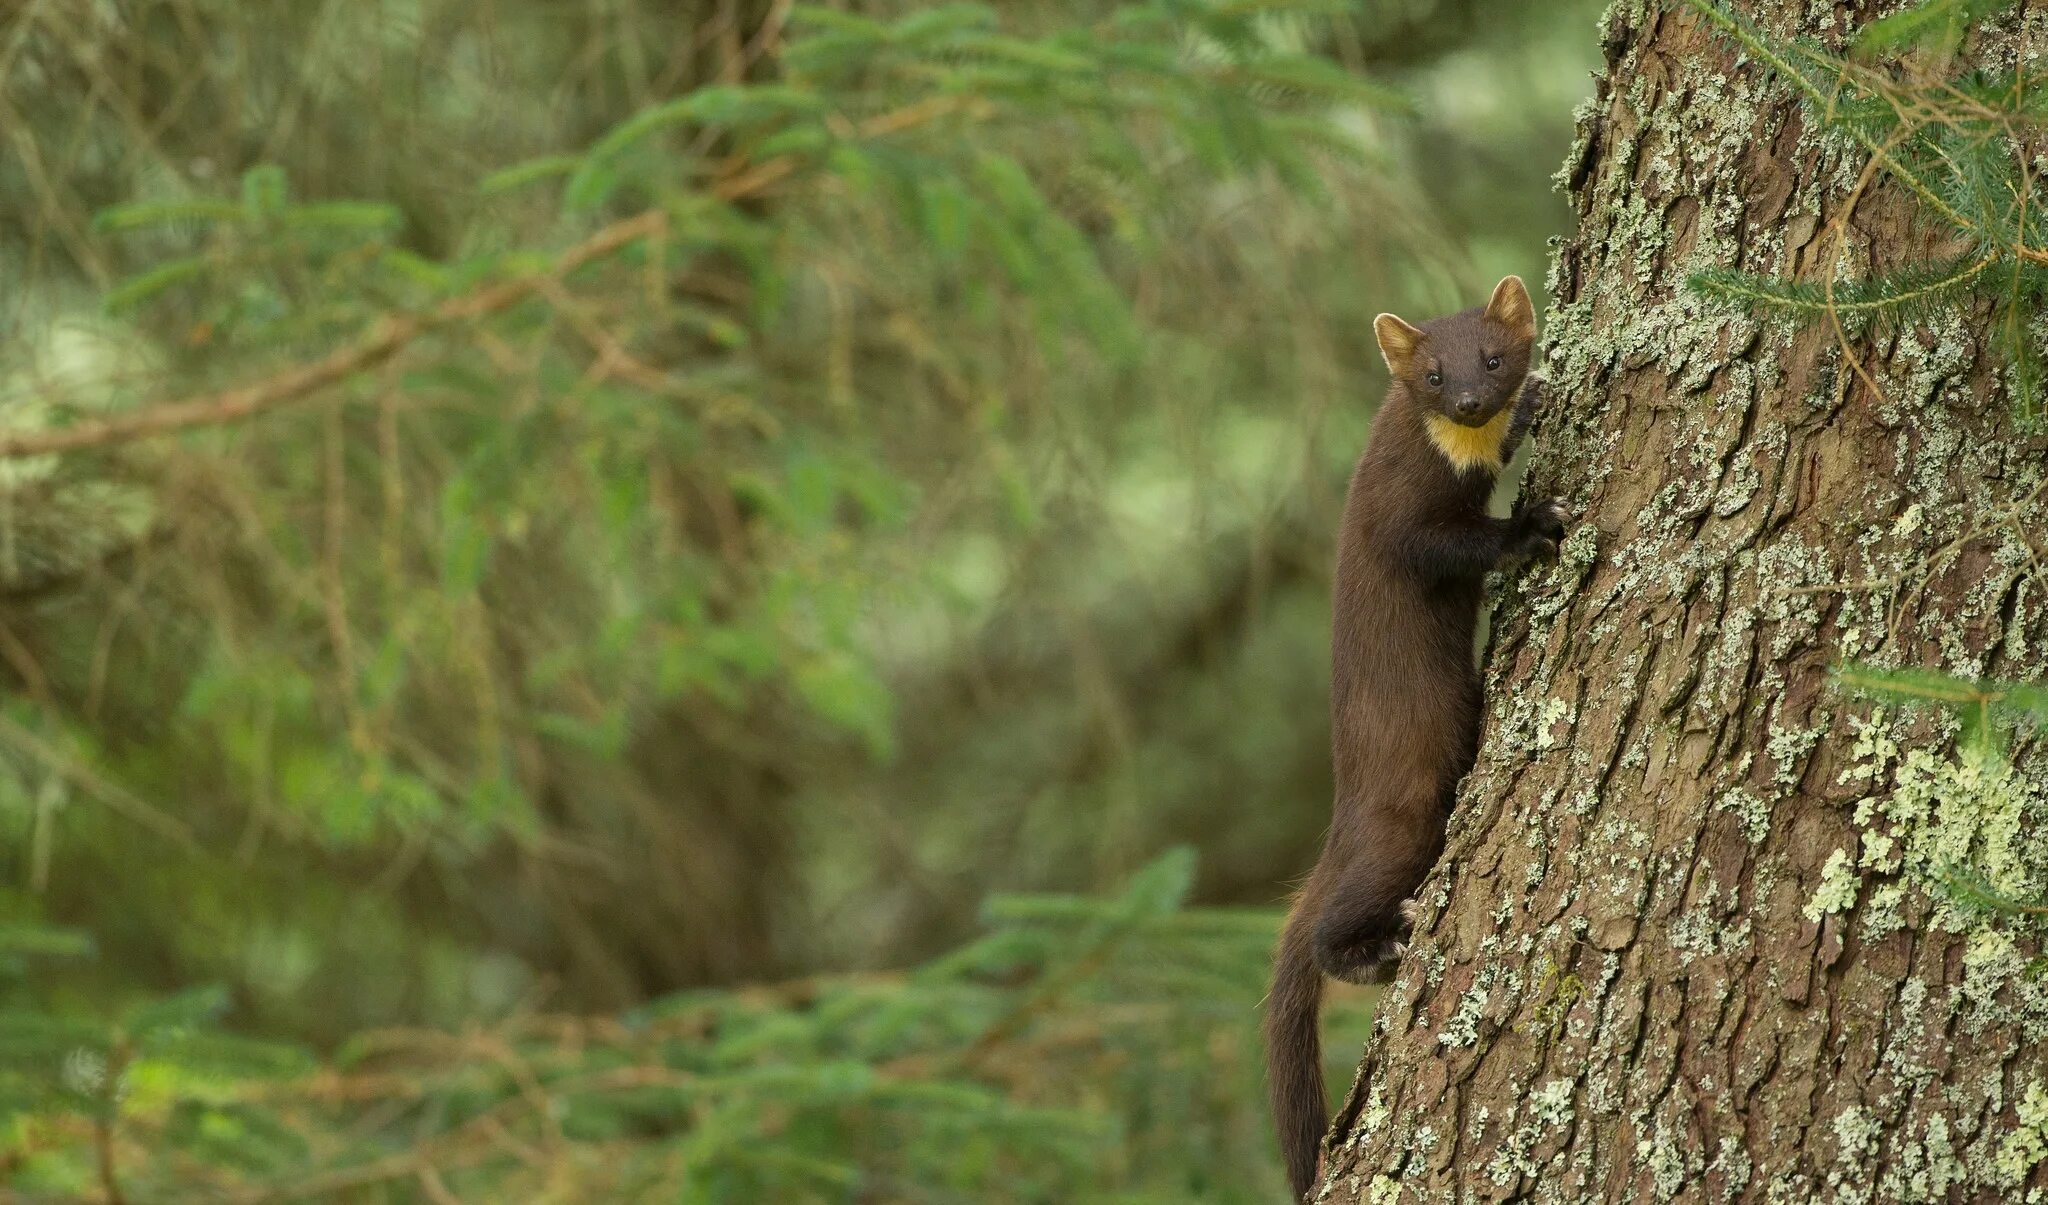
[1265,903,1325,1200]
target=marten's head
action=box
[1371,276,1536,429]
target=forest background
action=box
[0,1,1603,1200]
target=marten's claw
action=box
[1525,496,1570,541]
[1511,496,1570,560]
[1398,897,1421,925]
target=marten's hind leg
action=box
[1305,809,1444,985]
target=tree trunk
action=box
[1318,2,2048,1201]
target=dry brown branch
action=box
[0,712,197,847]
[227,1064,698,1203]
[0,92,986,463]
[0,211,668,462]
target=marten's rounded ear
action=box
[1485,275,1536,340]
[1373,313,1424,375]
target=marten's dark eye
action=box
[1485,355,1502,371]
[1425,371,1442,388]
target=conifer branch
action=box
[1691,254,1996,317]
[0,95,987,462]
[0,211,669,461]
[1680,0,1976,231]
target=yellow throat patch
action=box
[1424,408,1514,475]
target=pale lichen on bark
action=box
[1319,1,2048,1201]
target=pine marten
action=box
[1264,276,1568,1200]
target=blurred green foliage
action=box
[0,0,1597,1197]
[2,851,1375,1200]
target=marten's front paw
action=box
[1510,497,1570,560]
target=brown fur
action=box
[1265,278,1567,1199]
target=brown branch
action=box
[0,712,197,847]
[0,210,668,461]
[94,1112,124,1205]
[228,1064,697,1203]
[0,92,987,463]
[95,1041,130,1205]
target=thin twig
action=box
[0,712,197,847]
[94,1041,129,1205]
[0,211,666,461]
[0,92,987,462]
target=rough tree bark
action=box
[1318,2,2048,1202]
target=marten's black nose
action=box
[1454,395,1480,419]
